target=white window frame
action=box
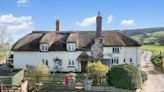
[42,59,48,66]
[40,43,49,52]
[110,57,119,65]
[112,47,120,54]
[68,59,75,68]
[67,43,76,51]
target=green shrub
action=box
[107,64,142,90]
[141,70,148,83]
[87,61,109,85]
[151,55,163,69]
[69,73,77,79]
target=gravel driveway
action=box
[141,51,164,92]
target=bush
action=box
[141,70,148,83]
[151,55,163,69]
[69,73,77,79]
[107,64,142,90]
[87,61,109,85]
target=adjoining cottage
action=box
[12,13,141,72]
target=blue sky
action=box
[0,0,164,42]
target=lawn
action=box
[141,45,164,56]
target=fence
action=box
[28,73,86,91]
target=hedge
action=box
[107,64,142,90]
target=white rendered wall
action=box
[13,46,141,72]
[13,51,91,72]
[103,47,141,67]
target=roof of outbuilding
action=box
[0,66,21,76]
[12,31,140,51]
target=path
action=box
[141,51,164,92]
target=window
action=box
[110,58,119,65]
[113,47,119,54]
[111,59,113,64]
[68,59,75,66]
[124,59,126,63]
[130,58,133,65]
[69,60,71,65]
[130,58,133,62]
[40,43,49,52]
[114,58,119,64]
[116,58,119,64]
[72,60,74,65]
[42,59,48,66]
[67,43,76,51]
[68,59,75,68]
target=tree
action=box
[87,61,109,85]
[28,64,49,89]
[0,25,12,45]
[158,36,164,45]
[33,64,49,75]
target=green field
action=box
[131,31,164,43]
[141,45,164,56]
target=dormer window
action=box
[67,43,76,51]
[40,42,49,52]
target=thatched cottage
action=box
[12,14,141,72]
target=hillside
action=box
[121,27,164,44]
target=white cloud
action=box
[76,16,96,27]
[0,14,35,43]
[121,19,135,26]
[16,0,29,7]
[107,15,113,23]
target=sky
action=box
[0,0,164,42]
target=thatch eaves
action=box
[12,31,140,51]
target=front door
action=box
[81,61,87,72]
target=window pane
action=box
[72,60,74,65]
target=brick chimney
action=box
[96,12,102,38]
[56,19,60,32]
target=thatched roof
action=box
[12,31,140,51]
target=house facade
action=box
[12,14,141,72]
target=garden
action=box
[85,61,143,91]
[26,61,145,92]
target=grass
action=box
[142,45,164,69]
[141,45,164,56]
[131,30,164,43]
[152,31,164,37]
